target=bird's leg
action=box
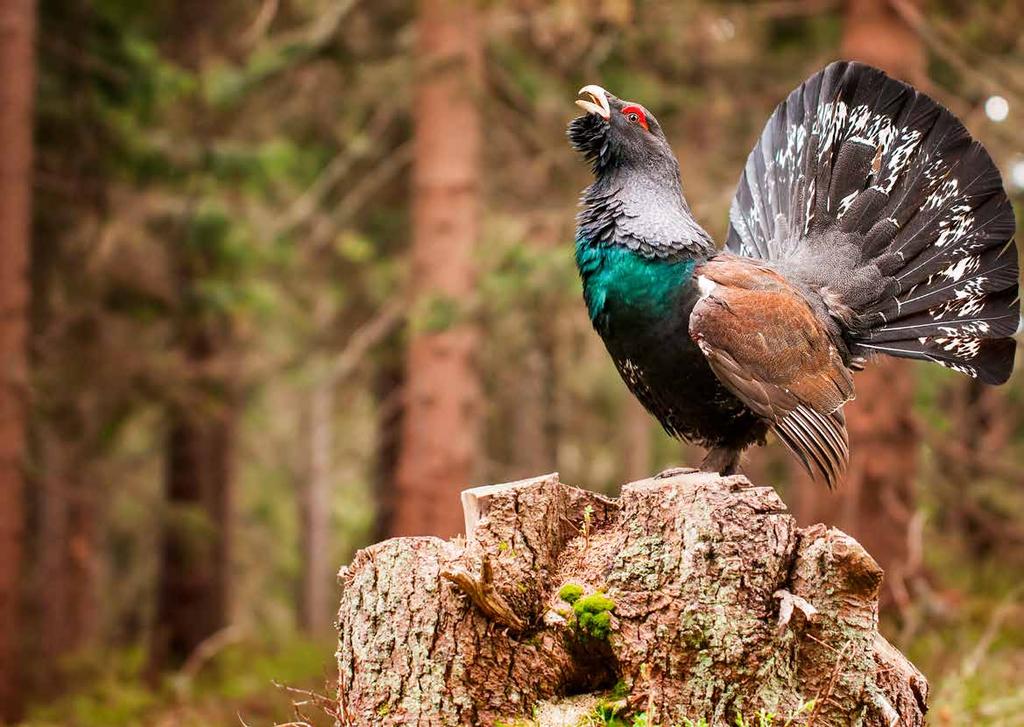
[700,447,742,476]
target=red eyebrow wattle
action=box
[621,105,649,131]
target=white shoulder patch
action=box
[697,274,717,300]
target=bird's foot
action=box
[654,466,700,480]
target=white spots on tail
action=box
[938,360,979,377]
[870,128,923,195]
[923,335,982,360]
[740,97,930,244]
[937,255,980,283]
[803,179,816,235]
[928,277,990,321]
[926,177,962,213]
[934,203,975,248]
[836,190,859,219]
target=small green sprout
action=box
[581,504,595,545]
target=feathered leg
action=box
[700,446,742,476]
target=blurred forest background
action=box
[0,0,1021,724]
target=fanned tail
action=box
[727,61,1020,384]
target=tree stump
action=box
[336,472,927,726]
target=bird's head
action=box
[568,85,677,180]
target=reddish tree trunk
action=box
[795,0,925,606]
[392,0,483,537]
[0,0,34,718]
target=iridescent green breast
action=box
[575,240,695,332]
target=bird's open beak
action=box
[576,85,611,120]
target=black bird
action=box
[569,61,1020,487]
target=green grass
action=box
[22,636,335,727]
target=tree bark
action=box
[154,330,237,667]
[795,0,925,607]
[392,0,483,538]
[337,472,928,726]
[0,0,34,719]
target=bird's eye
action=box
[620,105,649,131]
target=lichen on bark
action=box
[336,472,927,726]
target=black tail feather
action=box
[727,61,1020,384]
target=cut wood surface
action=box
[336,472,927,726]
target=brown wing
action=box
[690,255,855,488]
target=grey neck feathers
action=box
[577,163,715,260]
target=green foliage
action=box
[577,694,647,727]
[678,699,815,727]
[412,293,466,334]
[733,710,775,727]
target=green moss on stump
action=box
[559,583,585,604]
[573,592,616,639]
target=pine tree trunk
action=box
[795,0,925,607]
[155,331,236,666]
[0,0,34,718]
[392,0,483,537]
[337,472,928,726]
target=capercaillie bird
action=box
[569,61,1020,487]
